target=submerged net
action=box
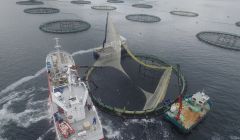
[105,16,121,48]
[170,11,199,17]
[16,0,44,5]
[236,22,240,27]
[107,0,124,3]
[71,0,91,4]
[126,14,161,23]
[132,4,152,9]
[196,31,240,51]
[91,5,117,10]
[24,7,60,14]
[39,20,91,34]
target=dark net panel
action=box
[24,7,60,14]
[170,11,199,17]
[16,0,44,5]
[132,4,152,9]
[196,31,240,51]
[39,20,91,34]
[71,0,91,4]
[91,5,117,10]
[126,14,161,23]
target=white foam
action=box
[37,126,54,140]
[0,88,49,139]
[126,118,156,124]
[0,68,46,95]
[229,135,240,140]
[0,98,49,128]
[102,119,122,139]
[0,87,35,105]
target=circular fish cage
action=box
[132,4,153,9]
[107,0,124,3]
[86,50,186,117]
[39,20,91,34]
[126,14,161,23]
[236,22,240,27]
[170,11,199,17]
[16,0,44,5]
[71,0,91,4]
[91,5,117,10]
[24,7,60,14]
[196,31,240,51]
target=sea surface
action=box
[0,0,240,139]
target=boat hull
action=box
[164,96,211,133]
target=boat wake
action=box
[0,68,46,95]
[36,126,55,140]
[0,48,98,139]
[102,119,122,139]
[0,48,96,96]
[0,87,49,139]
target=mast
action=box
[102,12,109,48]
[176,64,183,121]
[54,38,62,68]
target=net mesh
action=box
[196,31,240,51]
[39,20,91,34]
[107,0,124,3]
[91,5,117,10]
[132,4,152,8]
[126,14,161,23]
[170,11,199,17]
[71,0,91,4]
[24,7,60,14]
[16,0,43,5]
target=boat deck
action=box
[53,95,103,140]
[166,98,210,130]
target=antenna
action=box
[102,12,109,48]
[176,64,181,94]
[54,37,61,50]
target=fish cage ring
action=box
[132,4,153,9]
[91,5,117,10]
[71,0,91,4]
[16,0,44,5]
[86,53,186,117]
[107,0,124,3]
[39,20,91,34]
[24,7,60,14]
[196,31,240,51]
[170,11,199,17]
[126,14,161,23]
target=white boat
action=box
[46,38,104,140]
